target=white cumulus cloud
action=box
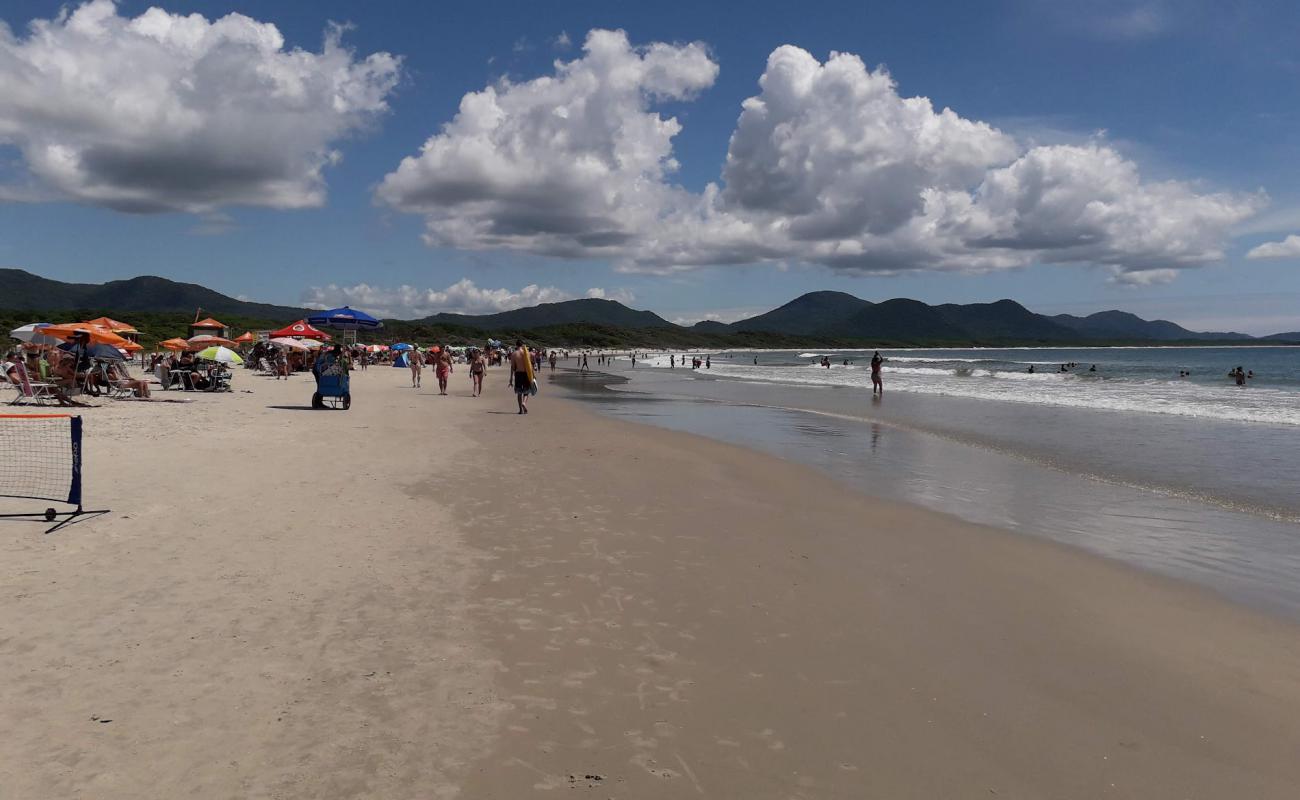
[379,34,1260,284]
[1246,234,1300,260]
[303,279,632,319]
[0,0,399,212]
[375,28,717,258]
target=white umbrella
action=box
[268,337,311,351]
[300,339,324,349]
[9,323,60,345]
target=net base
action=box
[0,505,110,534]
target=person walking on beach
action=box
[435,346,453,395]
[581,353,589,373]
[510,340,534,414]
[870,351,884,395]
[549,352,557,371]
[409,348,422,388]
[470,349,486,397]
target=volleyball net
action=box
[0,414,107,532]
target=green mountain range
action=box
[2,268,1295,346]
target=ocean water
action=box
[643,347,1300,427]
[551,347,1300,619]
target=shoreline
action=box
[2,367,1298,797]
[450,382,1300,797]
[553,361,1300,621]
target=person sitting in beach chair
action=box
[5,351,84,406]
[104,361,151,398]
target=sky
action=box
[1,0,1299,334]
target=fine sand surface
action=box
[2,365,1299,798]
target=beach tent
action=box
[268,320,331,340]
[306,306,382,331]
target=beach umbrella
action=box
[80,316,139,334]
[160,338,190,351]
[187,334,236,349]
[40,323,131,347]
[306,306,383,331]
[9,323,59,345]
[58,341,125,361]
[390,343,413,351]
[196,346,244,365]
[268,320,331,340]
[268,337,311,350]
[300,339,324,349]
[234,331,256,344]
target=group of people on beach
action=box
[4,329,153,403]
[405,346,458,395]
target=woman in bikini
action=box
[469,348,486,397]
[435,345,453,395]
[409,347,422,388]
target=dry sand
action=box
[2,365,1299,798]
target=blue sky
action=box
[2,0,1299,333]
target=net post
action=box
[68,415,83,507]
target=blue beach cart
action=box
[305,306,381,411]
[311,351,352,410]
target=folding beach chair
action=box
[6,361,57,406]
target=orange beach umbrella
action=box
[40,323,131,347]
[160,338,190,351]
[234,331,256,343]
[81,316,139,334]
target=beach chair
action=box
[6,361,58,406]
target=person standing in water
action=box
[870,351,884,395]
[511,340,533,414]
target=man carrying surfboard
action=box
[510,339,535,414]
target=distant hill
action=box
[724,291,872,335]
[718,292,1262,344]
[416,298,675,330]
[0,268,306,320]
[726,295,1073,342]
[2,268,1287,346]
[1052,310,1252,341]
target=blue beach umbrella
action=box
[306,306,383,330]
[58,341,125,361]
[390,343,414,351]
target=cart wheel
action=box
[311,392,323,409]
[342,393,351,410]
